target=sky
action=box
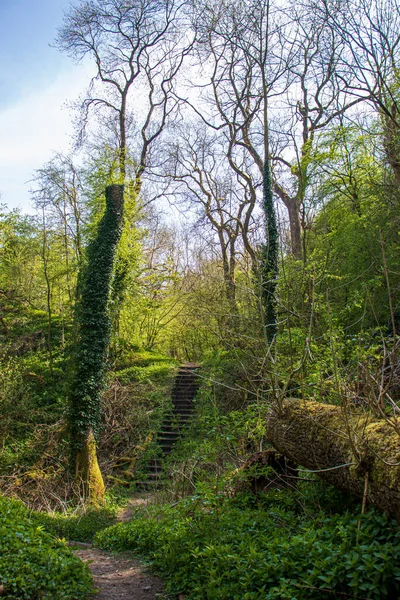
[0,0,91,213]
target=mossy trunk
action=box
[69,184,124,505]
[75,429,105,505]
[266,399,400,520]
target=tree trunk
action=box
[286,197,302,260]
[273,183,303,260]
[261,160,278,343]
[383,111,400,187]
[69,184,124,506]
[266,399,400,520]
[75,428,105,504]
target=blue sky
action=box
[0,0,90,212]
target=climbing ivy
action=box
[69,185,124,452]
[260,158,278,343]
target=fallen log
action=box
[266,399,400,520]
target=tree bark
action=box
[261,160,278,342]
[273,183,302,260]
[383,111,400,187]
[75,428,105,504]
[266,399,400,520]
[286,197,302,260]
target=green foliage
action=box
[0,345,68,477]
[308,126,400,332]
[0,495,93,599]
[200,349,268,410]
[163,406,266,497]
[95,485,400,599]
[117,362,176,385]
[169,398,268,474]
[0,207,43,316]
[34,506,117,543]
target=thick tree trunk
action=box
[69,184,124,506]
[75,428,105,504]
[266,399,400,520]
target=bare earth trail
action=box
[73,495,166,600]
[74,546,165,600]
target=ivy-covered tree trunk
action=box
[261,158,278,343]
[266,399,400,521]
[69,184,124,504]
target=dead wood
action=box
[266,399,400,519]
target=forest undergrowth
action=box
[2,333,400,599]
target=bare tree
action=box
[319,0,400,185]
[32,154,85,263]
[56,0,193,188]
[168,122,258,305]
[187,0,365,265]
[270,3,363,259]
[186,0,291,338]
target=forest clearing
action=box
[2,0,400,598]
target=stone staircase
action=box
[139,364,200,488]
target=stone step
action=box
[173,386,197,392]
[140,364,200,478]
[158,432,180,439]
[146,472,162,480]
[172,398,194,404]
[158,437,178,443]
[172,379,198,386]
[147,463,163,471]
[173,399,194,404]
[161,421,189,430]
[172,400,194,406]
[163,414,191,421]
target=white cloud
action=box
[0,63,91,213]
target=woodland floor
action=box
[73,494,168,600]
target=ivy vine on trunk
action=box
[261,158,278,343]
[69,184,124,504]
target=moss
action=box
[267,399,400,519]
[75,429,105,506]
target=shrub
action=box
[35,506,117,543]
[0,496,93,599]
[95,485,400,599]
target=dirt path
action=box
[74,546,165,600]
